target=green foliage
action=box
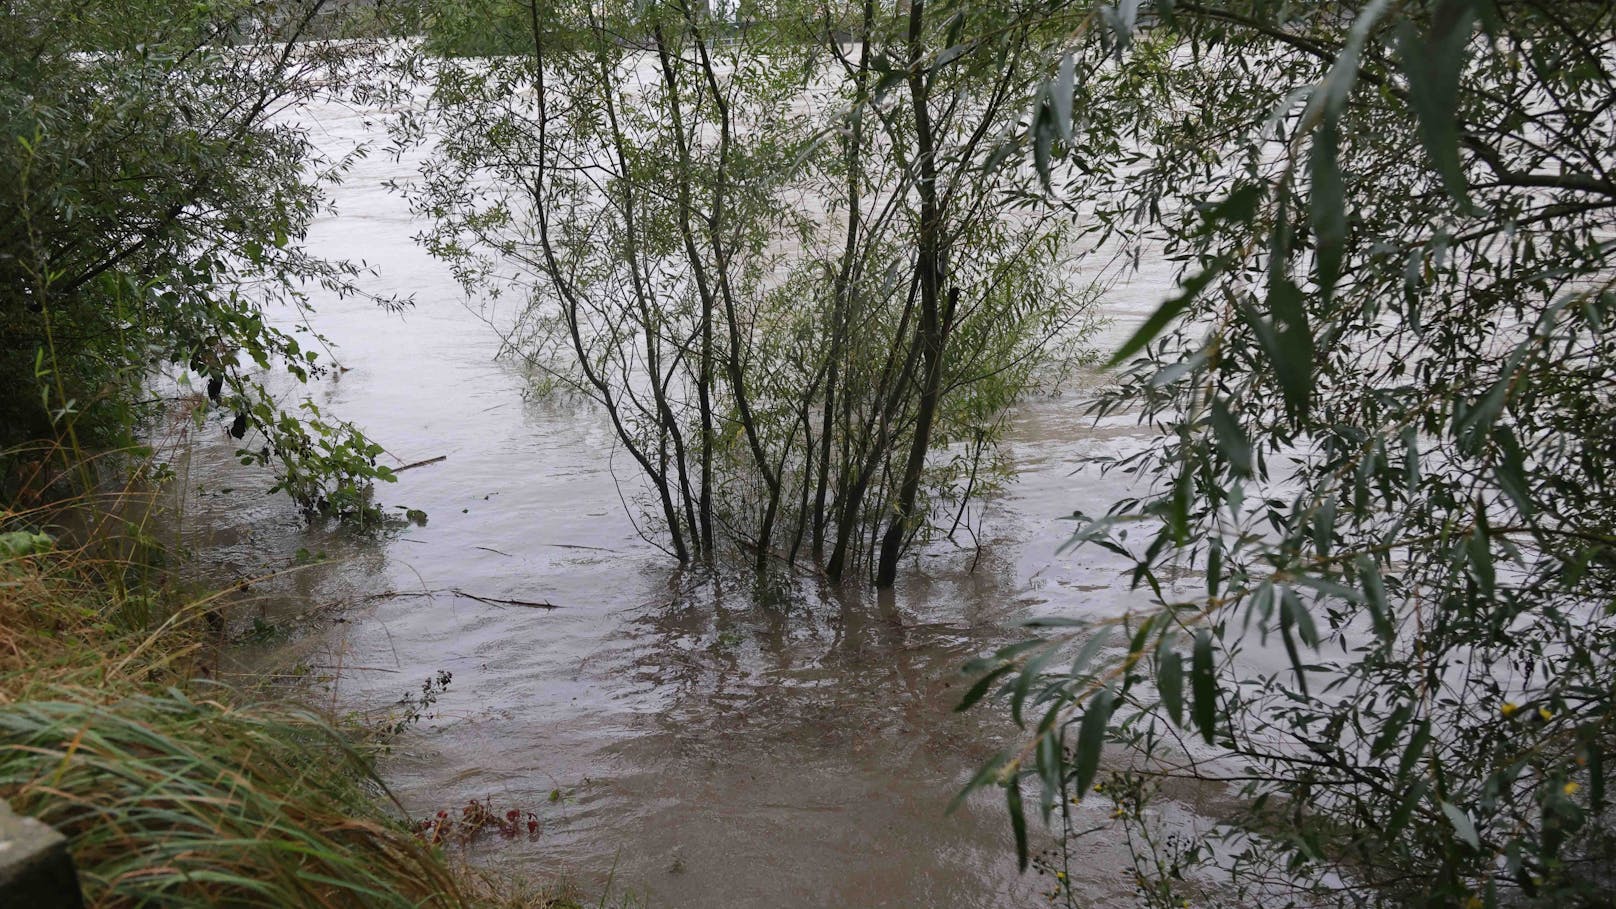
[0,0,402,522]
[0,692,468,908]
[960,1,1616,906]
[0,518,484,908]
[419,0,559,57]
[406,0,1098,578]
[0,530,53,558]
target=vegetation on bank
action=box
[0,0,404,523]
[0,1,583,904]
[0,487,599,907]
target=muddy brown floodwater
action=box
[164,95,1186,908]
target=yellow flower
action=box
[1538,706,1554,722]
[1564,782,1581,796]
[1501,702,1518,718]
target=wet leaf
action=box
[1158,648,1184,728]
[1192,630,1217,745]
[1107,263,1224,368]
[948,749,1012,815]
[1210,399,1253,476]
[1262,277,1314,420]
[1310,114,1346,301]
[1441,800,1480,850]
[956,664,1014,712]
[1398,0,1478,206]
[1073,688,1114,797]
[1007,779,1029,871]
[1357,555,1394,642]
[1069,625,1115,679]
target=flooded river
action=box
[166,95,1179,908]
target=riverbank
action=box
[0,492,587,908]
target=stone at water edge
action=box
[0,801,84,908]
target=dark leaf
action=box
[1007,779,1029,871]
[1210,399,1253,476]
[1192,629,1217,745]
[1107,263,1224,368]
[1158,648,1184,728]
[1073,687,1115,796]
[1310,114,1347,301]
[1397,0,1478,206]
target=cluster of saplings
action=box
[406,0,1097,585]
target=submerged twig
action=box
[446,588,559,610]
[392,455,447,473]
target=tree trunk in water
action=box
[876,0,944,589]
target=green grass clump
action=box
[0,692,466,908]
[0,508,548,908]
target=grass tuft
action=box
[0,498,583,908]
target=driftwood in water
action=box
[342,587,561,611]
[446,588,558,610]
[392,455,447,473]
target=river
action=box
[163,93,1184,908]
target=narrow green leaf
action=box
[1127,613,1157,662]
[1291,572,1364,604]
[1070,625,1115,679]
[947,749,1012,815]
[1397,0,1478,206]
[1073,688,1115,796]
[1107,263,1224,368]
[1007,780,1029,871]
[1441,800,1481,850]
[956,664,1014,713]
[1278,592,1310,697]
[1370,703,1413,758]
[1309,114,1347,301]
[1386,780,1427,839]
[1315,0,1390,115]
[1035,722,1063,822]
[1210,399,1253,476]
[1357,555,1394,642]
[1456,370,1514,454]
[1011,645,1060,728]
[1282,586,1320,648]
[1052,54,1076,143]
[1158,649,1184,728]
[1191,630,1217,745]
[1201,183,1263,229]
[1033,95,1055,189]
[1470,502,1495,598]
[1263,277,1315,419]
[1398,719,1432,779]
[1493,428,1534,517]
[1022,617,1091,628]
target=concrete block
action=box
[0,800,84,909]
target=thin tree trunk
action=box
[814,0,874,561]
[876,0,947,589]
